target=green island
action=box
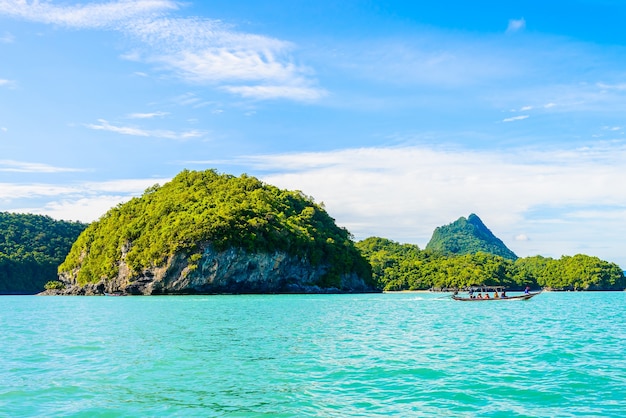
[358,214,625,292]
[0,169,624,294]
[53,169,374,294]
[0,212,86,294]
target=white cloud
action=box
[597,82,626,91]
[127,111,169,119]
[0,1,324,101]
[222,84,327,101]
[0,0,177,29]
[0,78,15,87]
[14,196,129,223]
[520,105,533,111]
[126,18,322,100]
[85,119,205,140]
[1,176,171,222]
[515,234,529,241]
[502,115,529,122]
[506,18,526,34]
[227,143,626,264]
[0,183,78,199]
[0,160,83,173]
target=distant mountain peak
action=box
[425,214,517,260]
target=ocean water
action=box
[1,292,625,417]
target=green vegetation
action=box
[60,169,372,288]
[44,280,65,290]
[517,254,625,291]
[358,237,626,291]
[0,212,86,294]
[425,213,518,260]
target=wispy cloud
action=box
[506,18,526,34]
[125,17,322,100]
[0,31,13,43]
[597,82,626,91]
[0,0,177,28]
[85,119,206,140]
[222,84,326,101]
[0,160,83,173]
[502,115,529,123]
[0,78,16,88]
[127,111,169,119]
[0,0,323,101]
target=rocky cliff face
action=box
[46,245,376,295]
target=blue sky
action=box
[1,0,626,267]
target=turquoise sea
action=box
[1,292,625,417]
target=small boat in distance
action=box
[104,292,126,296]
[451,285,541,301]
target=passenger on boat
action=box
[476,293,482,299]
[501,290,507,298]
[494,290,499,298]
[484,293,490,299]
[524,286,530,294]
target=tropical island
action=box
[0,212,86,294]
[46,169,374,295]
[357,214,625,292]
[1,169,624,295]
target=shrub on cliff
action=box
[60,169,372,288]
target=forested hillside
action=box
[358,237,625,291]
[0,212,87,294]
[59,169,372,290]
[426,214,518,260]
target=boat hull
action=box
[452,292,541,301]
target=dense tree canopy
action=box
[425,214,518,260]
[0,212,86,294]
[60,169,372,288]
[357,237,626,291]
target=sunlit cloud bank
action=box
[0,0,323,101]
[1,177,170,222]
[233,143,626,265]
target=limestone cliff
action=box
[48,244,374,295]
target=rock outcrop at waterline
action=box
[44,169,374,295]
[45,246,373,295]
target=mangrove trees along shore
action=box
[56,169,373,294]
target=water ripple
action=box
[1,292,626,416]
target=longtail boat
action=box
[451,285,541,301]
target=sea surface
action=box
[1,292,625,417]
